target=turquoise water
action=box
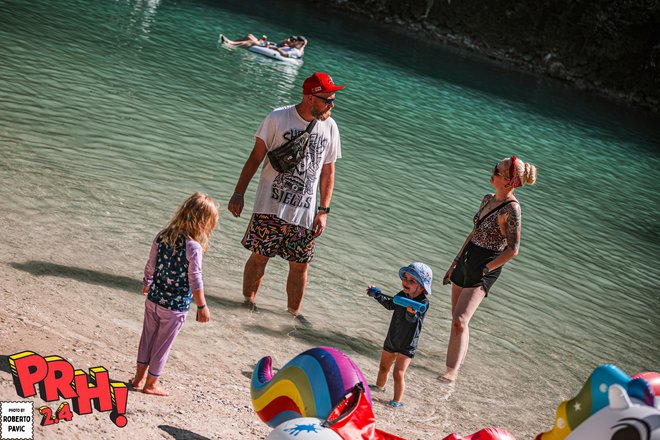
[1,0,659,436]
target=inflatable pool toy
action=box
[535,364,660,440]
[220,35,303,65]
[253,349,403,439]
[323,383,404,439]
[392,296,427,313]
[633,371,660,399]
[247,45,303,65]
[442,427,516,439]
[250,347,371,429]
[266,418,341,439]
[268,384,404,439]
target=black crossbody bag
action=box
[267,119,317,173]
[474,200,516,229]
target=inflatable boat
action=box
[246,45,302,65]
[220,35,303,65]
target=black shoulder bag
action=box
[267,119,317,173]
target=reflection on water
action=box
[218,42,302,102]
[129,0,161,36]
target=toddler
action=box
[367,262,432,408]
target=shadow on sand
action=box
[9,262,443,376]
[244,324,442,378]
[9,261,142,293]
[0,355,11,375]
[159,425,212,440]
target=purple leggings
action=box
[137,299,187,377]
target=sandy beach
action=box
[0,266,385,440]
[0,227,549,440]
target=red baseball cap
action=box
[302,72,345,95]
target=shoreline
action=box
[321,4,659,117]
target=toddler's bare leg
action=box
[376,350,397,389]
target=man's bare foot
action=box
[242,300,258,312]
[142,385,170,396]
[438,368,459,383]
[292,313,312,328]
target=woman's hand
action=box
[443,262,456,285]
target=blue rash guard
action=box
[373,290,429,358]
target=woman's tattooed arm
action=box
[504,202,522,253]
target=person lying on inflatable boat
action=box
[221,34,307,58]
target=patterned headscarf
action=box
[508,156,523,188]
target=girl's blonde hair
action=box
[500,157,538,186]
[160,192,219,253]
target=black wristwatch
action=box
[318,206,330,214]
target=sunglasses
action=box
[493,164,501,176]
[312,94,335,105]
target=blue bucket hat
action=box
[399,262,433,295]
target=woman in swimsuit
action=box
[439,156,537,382]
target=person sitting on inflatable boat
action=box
[274,35,307,59]
[273,35,298,47]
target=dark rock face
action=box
[317,0,660,113]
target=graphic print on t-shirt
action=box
[271,128,328,208]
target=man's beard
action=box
[311,107,331,121]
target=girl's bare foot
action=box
[142,376,169,396]
[142,384,170,396]
[130,378,146,389]
[131,364,148,389]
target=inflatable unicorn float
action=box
[249,347,659,439]
[536,364,660,440]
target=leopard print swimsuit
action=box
[470,194,518,252]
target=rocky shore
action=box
[317,0,660,115]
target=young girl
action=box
[131,192,219,396]
[366,262,432,408]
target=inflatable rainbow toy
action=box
[250,346,371,429]
[536,364,660,440]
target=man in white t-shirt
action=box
[227,72,344,326]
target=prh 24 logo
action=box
[5,351,128,430]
